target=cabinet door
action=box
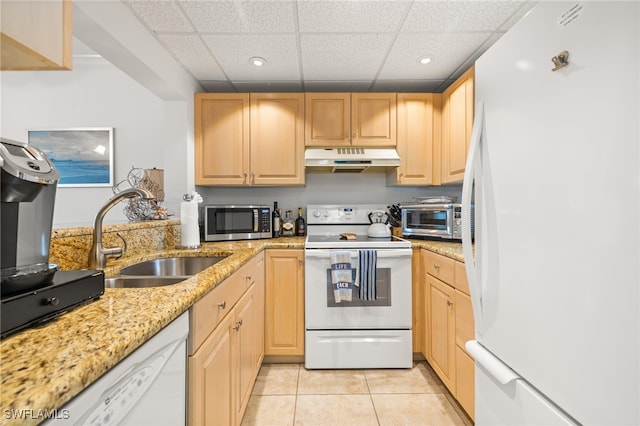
[250,93,305,185]
[390,94,438,185]
[305,93,351,146]
[455,288,475,420]
[412,248,424,354]
[351,93,396,146]
[265,250,304,356]
[188,313,234,426]
[195,94,250,185]
[1,0,72,70]
[427,274,456,394]
[251,253,265,372]
[233,284,260,425]
[442,67,474,183]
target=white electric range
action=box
[304,204,413,369]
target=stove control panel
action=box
[307,204,388,225]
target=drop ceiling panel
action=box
[297,0,410,33]
[301,33,395,81]
[202,34,300,80]
[500,1,538,30]
[180,0,296,33]
[157,34,226,80]
[401,1,527,32]
[126,0,194,33]
[103,0,541,93]
[379,32,492,80]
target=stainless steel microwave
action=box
[203,205,271,241]
[401,203,474,240]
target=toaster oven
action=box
[401,203,474,240]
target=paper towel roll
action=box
[180,201,200,248]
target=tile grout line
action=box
[292,363,301,426]
[363,368,383,426]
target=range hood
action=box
[305,148,401,173]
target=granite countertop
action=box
[0,237,462,425]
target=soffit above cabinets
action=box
[113,0,536,93]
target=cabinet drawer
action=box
[455,289,474,354]
[423,250,455,284]
[189,272,245,354]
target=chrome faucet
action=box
[88,188,155,269]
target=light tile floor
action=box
[241,362,473,426]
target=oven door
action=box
[304,248,412,329]
[401,205,453,238]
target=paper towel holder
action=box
[178,192,202,249]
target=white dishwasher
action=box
[45,311,188,426]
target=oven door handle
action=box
[304,249,413,259]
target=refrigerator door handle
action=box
[466,340,519,385]
[462,101,485,335]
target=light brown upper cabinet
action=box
[305,93,396,147]
[195,93,305,186]
[387,93,442,186]
[1,0,72,70]
[195,94,250,186]
[441,67,475,184]
[250,93,305,186]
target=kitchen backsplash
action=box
[197,173,463,215]
[50,219,180,270]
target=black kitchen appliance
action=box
[1,138,104,339]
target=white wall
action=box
[1,59,190,227]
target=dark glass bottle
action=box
[272,202,281,238]
[295,207,306,236]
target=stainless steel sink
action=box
[119,256,226,277]
[105,276,188,288]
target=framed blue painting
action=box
[27,128,114,187]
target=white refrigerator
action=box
[461,2,639,425]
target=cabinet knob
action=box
[233,319,243,331]
[352,132,357,138]
[243,173,247,183]
[218,301,227,309]
[434,263,440,270]
[298,259,304,266]
[447,300,453,306]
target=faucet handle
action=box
[114,232,128,259]
[102,246,123,258]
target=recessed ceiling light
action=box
[249,56,267,67]
[417,56,432,65]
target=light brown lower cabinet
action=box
[264,249,304,356]
[188,253,264,426]
[421,249,475,420]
